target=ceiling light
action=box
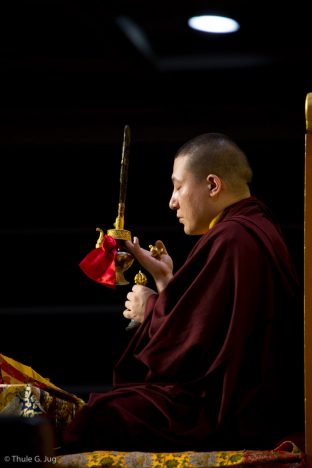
[188,15,240,34]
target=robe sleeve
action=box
[144,293,158,321]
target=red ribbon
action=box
[79,235,117,288]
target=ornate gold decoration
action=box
[107,229,132,241]
[149,244,164,259]
[95,227,104,248]
[134,270,148,286]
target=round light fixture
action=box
[188,15,240,34]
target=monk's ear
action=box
[207,174,222,195]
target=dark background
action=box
[0,0,309,398]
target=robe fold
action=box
[61,197,303,453]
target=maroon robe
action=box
[61,197,303,453]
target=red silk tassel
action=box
[79,234,117,288]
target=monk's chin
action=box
[184,226,197,236]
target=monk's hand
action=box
[123,284,157,324]
[125,237,173,292]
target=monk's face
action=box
[169,155,215,235]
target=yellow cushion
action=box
[55,441,305,468]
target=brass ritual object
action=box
[97,124,134,285]
[93,125,165,329]
[104,126,164,287]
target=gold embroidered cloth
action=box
[0,384,84,428]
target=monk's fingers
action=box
[132,284,146,292]
[124,300,132,310]
[125,238,148,259]
[123,309,133,319]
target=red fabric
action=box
[62,197,303,453]
[79,235,117,288]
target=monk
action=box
[61,133,303,453]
